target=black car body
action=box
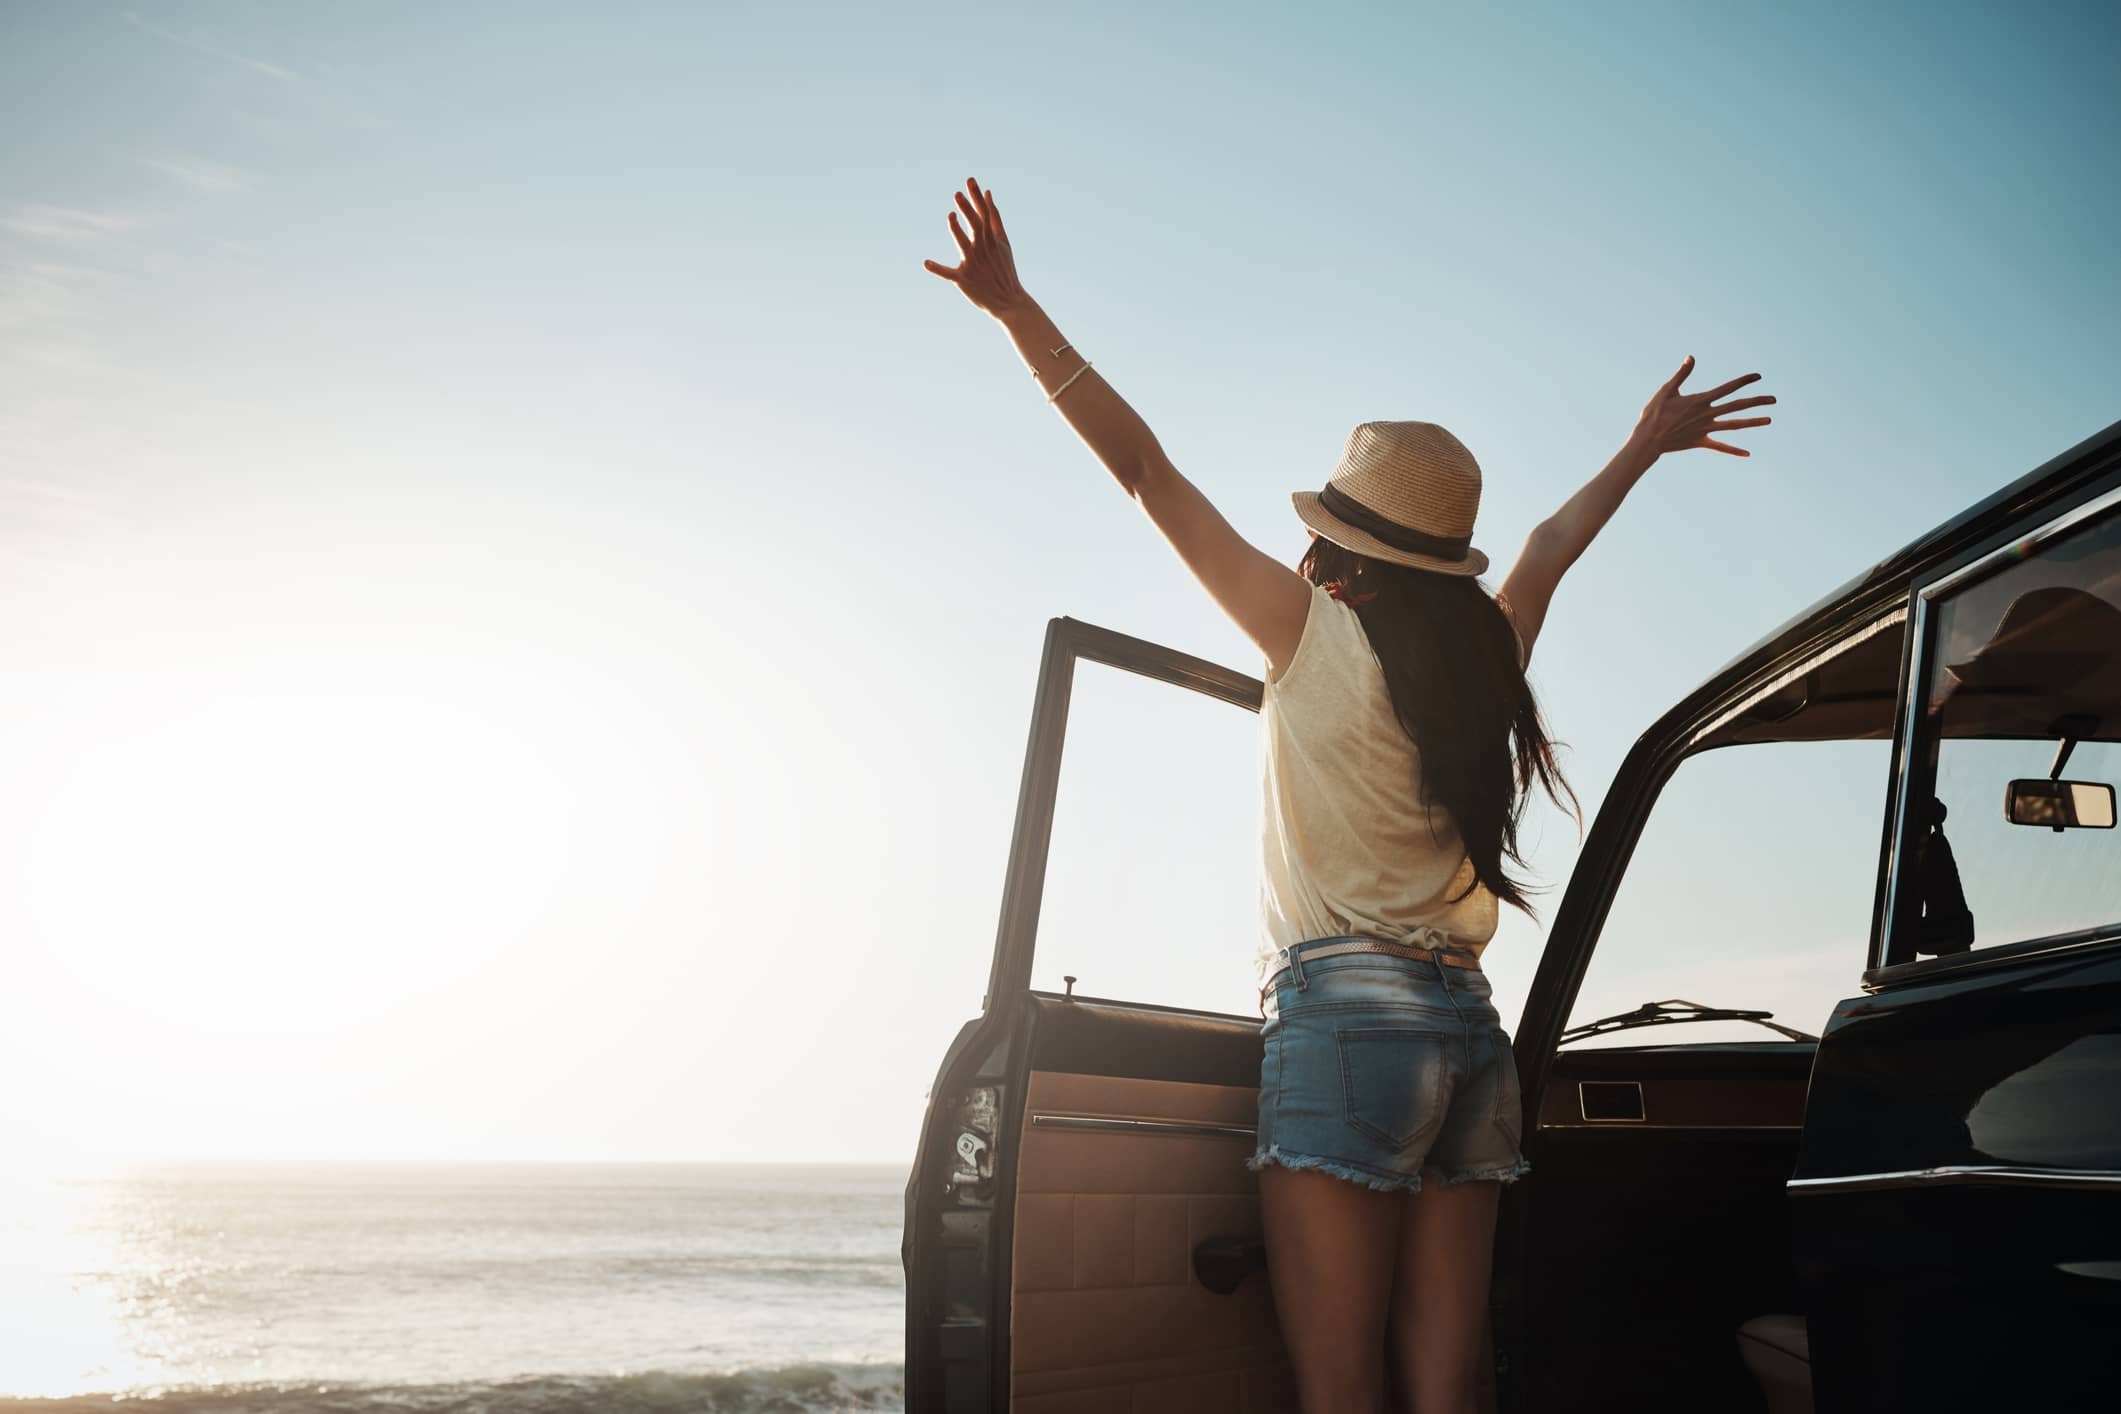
[902,420,2121,1413]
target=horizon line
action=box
[39,1153,916,1169]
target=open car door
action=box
[901,618,1297,1414]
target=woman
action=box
[924,178,1772,1414]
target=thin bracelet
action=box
[1030,341,1076,378]
[1047,361,1094,404]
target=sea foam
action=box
[0,1362,906,1414]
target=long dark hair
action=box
[1299,536,1577,915]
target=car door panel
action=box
[1791,947,2121,1412]
[1019,992,1267,1087]
[1009,1009,1293,1414]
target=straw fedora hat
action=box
[1292,421,1488,576]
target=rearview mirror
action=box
[2006,779,2117,830]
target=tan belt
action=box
[1261,936,1482,995]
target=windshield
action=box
[1563,735,1892,1049]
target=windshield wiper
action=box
[1560,997,1818,1046]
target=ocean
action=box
[0,1161,909,1413]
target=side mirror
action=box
[2005,779,2117,831]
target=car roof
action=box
[1656,417,2121,747]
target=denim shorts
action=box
[1246,936,1531,1194]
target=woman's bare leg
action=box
[1384,1179,1499,1414]
[1259,1164,1402,1413]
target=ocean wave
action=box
[219,1254,905,1292]
[0,1363,906,1414]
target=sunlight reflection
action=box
[0,1166,166,1397]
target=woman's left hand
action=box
[922,177,1028,318]
[1632,356,1776,458]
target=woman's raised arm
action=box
[925,178,1310,675]
[1500,356,1775,663]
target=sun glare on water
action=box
[0,1167,167,1398]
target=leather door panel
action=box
[1009,1070,1295,1414]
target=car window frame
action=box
[1872,481,2121,985]
[1519,604,1910,1072]
[978,617,1262,1015]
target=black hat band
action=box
[1318,483,1472,560]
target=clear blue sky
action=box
[2,1,2115,1163]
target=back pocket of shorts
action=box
[1336,1027,1445,1150]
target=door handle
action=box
[1193,1234,1268,1294]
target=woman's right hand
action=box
[922,177,1029,318]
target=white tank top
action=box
[1255,582,1521,981]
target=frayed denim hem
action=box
[1245,1143,1427,1194]
[1432,1158,1532,1187]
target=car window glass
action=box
[1031,660,1262,1019]
[1901,503,2121,959]
[1563,738,1889,1049]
